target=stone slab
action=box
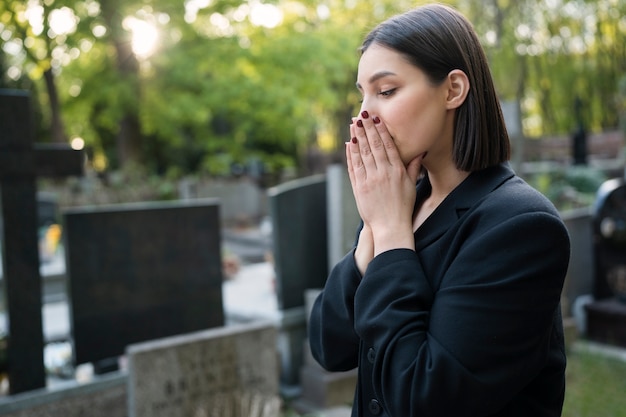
[127,321,280,417]
[0,372,126,417]
[268,175,328,310]
[63,199,224,366]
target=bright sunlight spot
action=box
[250,2,283,28]
[122,17,159,59]
[184,0,213,23]
[317,5,331,20]
[70,137,85,150]
[48,7,78,37]
[25,3,44,36]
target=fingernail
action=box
[361,111,369,119]
[351,137,358,144]
[373,116,381,124]
[356,120,363,128]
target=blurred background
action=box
[1,0,624,195]
[1,1,625,416]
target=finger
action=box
[358,111,388,165]
[354,117,377,170]
[348,120,367,180]
[370,117,401,166]
[345,135,356,186]
[406,153,425,184]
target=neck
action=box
[425,164,470,202]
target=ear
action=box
[445,69,470,110]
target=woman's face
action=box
[357,43,455,168]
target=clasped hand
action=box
[347,112,423,272]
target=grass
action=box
[281,341,626,417]
[563,343,626,417]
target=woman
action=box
[308,4,570,417]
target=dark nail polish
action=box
[356,120,363,128]
[373,116,381,124]
[361,111,369,119]
[351,137,358,144]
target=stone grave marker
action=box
[126,321,280,417]
[265,174,327,386]
[585,176,626,347]
[63,199,224,372]
[0,89,83,394]
[326,164,359,270]
[0,373,127,417]
[268,174,328,310]
[295,165,359,410]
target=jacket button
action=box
[368,399,382,415]
[367,348,376,364]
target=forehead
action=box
[357,44,416,85]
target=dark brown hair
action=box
[361,4,510,171]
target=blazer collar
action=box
[414,162,515,250]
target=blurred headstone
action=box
[268,175,328,310]
[63,199,224,373]
[326,164,359,270]
[127,321,280,417]
[585,177,626,347]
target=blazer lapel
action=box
[414,163,515,251]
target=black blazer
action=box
[309,163,570,417]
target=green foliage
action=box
[465,0,626,136]
[1,0,624,177]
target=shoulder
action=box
[484,174,561,218]
[460,171,568,246]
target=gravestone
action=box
[0,373,127,417]
[266,174,327,386]
[585,176,626,347]
[591,177,626,301]
[295,165,359,410]
[63,199,224,372]
[127,321,280,417]
[0,89,83,394]
[326,164,359,270]
[268,174,328,310]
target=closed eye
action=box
[379,88,396,97]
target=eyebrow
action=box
[355,70,397,89]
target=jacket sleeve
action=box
[354,211,569,416]
[308,248,362,372]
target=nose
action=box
[359,97,376,117]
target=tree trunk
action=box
[43,68,66,144]
[100,0,143,169]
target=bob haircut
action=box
[360,4,510,171]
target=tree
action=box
[2,0,623,178]
[462,0,626,136]
[0,0,73,143]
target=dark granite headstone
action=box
[63,199,224,369]
[268,175,328,310]
[592,177,626,301]
[586,177,626,347]
[0,89,83,394]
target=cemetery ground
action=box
[2,223,626,417]
[562,344,626,417]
